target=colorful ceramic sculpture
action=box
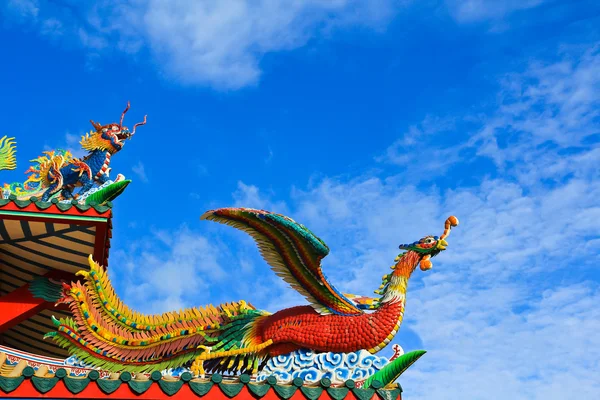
[43,208,458,382]
[0,136,17,172]
[2,102,145,203]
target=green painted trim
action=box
[31,376,59,394]
[0,371,404,399]
[327,386,349,400]
[189,381,214,396]
[97,378,122,394]
[158,379,184,395]
[0,376,24,393]
[300,386,324,400]
[353,387,376,400]
[0,197,112,214]
[219,382,245,398]
[128,379,153,394]
[63,376,91,394]
[273,384,298,399]
[247,382,271,397]
[0,210,108,222]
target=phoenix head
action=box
[398,216,459,271]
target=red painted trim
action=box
[0,212,102,227]
[0,201,111,218]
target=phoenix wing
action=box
[201,208,363,316]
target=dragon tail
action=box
[2,149,72,199]
[0,136,17,172]
[43,255,267,374]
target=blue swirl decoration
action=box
[257,350,391,385]
[63,355,94,369]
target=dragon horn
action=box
[90,120,102,131]
[439,216,459,240]
[131,115,147,136]
[120,101,131,127]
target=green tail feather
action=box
[0,136,17,171]
[44,308,266,374]
[51,315,61,327]
[29,276,63,303]
[85,179,131,205]
[363,350,426,388]
[48,333,201,373]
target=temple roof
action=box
[0,196,113,358]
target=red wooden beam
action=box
[93,220,109,267]
[0,283,49,332]
[0,271,76,332]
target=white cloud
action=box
[445,0,545,23]
[131,161,149,183]
[232,181,288,213]
[106,67,599,394]
[139,0,403,88]
[288,169,599,398]
[378,115,462,172]
[380,44,600,185]
[3,0,555,88]
[110,226,227,313]
[284,45,600,398]
[4,0,39,21]
[220,44,598,396]
[4,0,402,89]
[64,132,87,158]
[56,24,597,400]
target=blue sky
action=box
[1,0,599,398]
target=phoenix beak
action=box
[436,239,448,250]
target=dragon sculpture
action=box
[2,102,146,203]
[43,208,458,381]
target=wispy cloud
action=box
[265,147,273,164]
[379,44,600,185]
[445,0,545,24]
[232,181,288,213]
[110,226,227,313]
[4,0,39,21]
[289,44,600,398]
[107,42,599,397]
[131,161,149,183]
[378,115,461,172]
[3,1,556,88]
[3,0,403,89]
[64,132,86,158]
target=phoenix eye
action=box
[112,125,119,131]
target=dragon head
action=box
[398,216,459,271]
[83,101,147,154]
